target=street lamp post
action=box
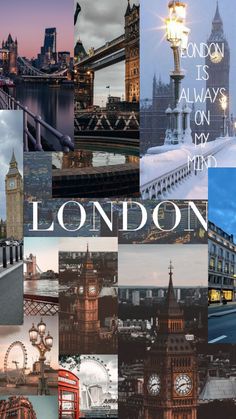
[165,1,190,144]
[220,94,228,137]
[29,318,53,395]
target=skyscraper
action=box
[37,27,57,68]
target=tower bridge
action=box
[75,1,140,109]
[75,34,125,71]
[23,254,58,315]
[17,56,68,80]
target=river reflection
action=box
[52,150,139,169]
[9,83,74,149]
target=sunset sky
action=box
[0,0,73,58]
[119,244,207,287]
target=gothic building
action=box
[76,246,101,353]
[140,76,174,154]
[1,34,18,75]
[125,0,140,102]
[0,396,37,418]
[144,263,198,419]
[205,2,230,140]
[0,219,6,238]
[5,151,23,240]
[74,11,94,110]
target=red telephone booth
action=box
[58,369,79,419]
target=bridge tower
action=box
[2,34,18,75]
[24,254,40,280]
[74,4,94,109]
[124,0,140,102]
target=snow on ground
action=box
[166,141,236,199]
[140,138,236,199]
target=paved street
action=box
[0,263,23,325]
[208,303,236,343]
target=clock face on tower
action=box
[210,51,223,64]
[147,374,161,395]
[174,374,192,396]
[88,285,96,296]
[8,179,16,189]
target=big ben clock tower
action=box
[144,263,198,419]
[77,246,100,353]
[206,2,230,140]
[5,151,23,240]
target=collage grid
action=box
[0,1,236,418]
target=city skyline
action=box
[209,168,236,237]
[0,0,73,58]
[141,0,236,114]
[58,237,117,252]
[24,237,117,272]
[119,244,207,286]
[0,111,23,220]
[75,0,132,106]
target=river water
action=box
[8,83,74,149]
[24,279,58,297]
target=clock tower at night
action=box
[5,151,23,240]
[77,246,100,353]
[205,2,230,140]
[144,263,198,419]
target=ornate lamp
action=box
[29,318,53,395]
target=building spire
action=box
[166,260,175,304]
[84,243,93,270]
[10,150,17,166]
[213,1,222,23]
[125,0,131,16]
[208,0,225,41]
[164,261,183,317]
[157,263,184,334]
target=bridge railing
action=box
[141,138,234,199]
[75,109,139,132]
[1,245,23,269]
[24,294,59,316]
[0,88,74,152]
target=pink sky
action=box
[0,0,73,58]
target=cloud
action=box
[75,0,139,105]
